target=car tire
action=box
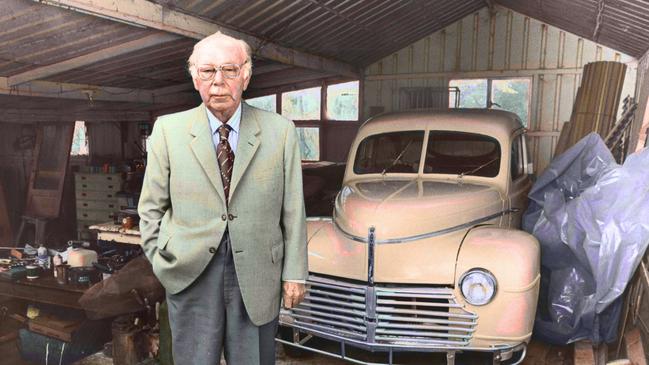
[277,326,312,358]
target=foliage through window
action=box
[296,127,320,161]
[327,81,359,120]
[449,78,530,126]
[282,87,321,120]
[246,94,276,112]
[449,79,488,108]
[70,121,88,156]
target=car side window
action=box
[511,135,524,180]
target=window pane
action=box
[327,81,359,120]
[70,121,88,156]
[424,131,500,177]
[297,127,320,161]
[492,78,530,126]
[353,131,425,174]
[449,79,488,108]
[282,87,321,120]
[246,94,276,113]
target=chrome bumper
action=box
[277,274,527,364]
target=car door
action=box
[507,133,533,228]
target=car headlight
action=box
[460,269,497,306]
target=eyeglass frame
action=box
[193,60,249,81]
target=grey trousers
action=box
[166,232,278,365]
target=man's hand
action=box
[282,282,306,309]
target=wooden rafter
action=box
[0,77,195,105]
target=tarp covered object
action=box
[523,132,649,344]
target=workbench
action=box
[0,275,87,310]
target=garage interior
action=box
[1,0,649,364]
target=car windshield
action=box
[353,131,424,174]
[424,131,501,177]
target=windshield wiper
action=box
[457,157,499,178]
[381,139,414,175]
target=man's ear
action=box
[192,76,200,91]
[242,68,251,91]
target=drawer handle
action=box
[108,204,114,208]
[107,194,113,198]
[82,193,87,197]
[108,185,114,189]
[82,184,87,188]
[107,177,113,180]
[81,176,86,180]
[83,203,88,207]
[82,213,88,217]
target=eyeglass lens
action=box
[198,64,240,80]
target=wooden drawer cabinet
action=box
[75,172,124,240]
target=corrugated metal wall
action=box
[363,5,637,173]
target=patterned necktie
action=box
[217,124,235,204]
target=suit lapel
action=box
[229,103,260,200]
[189,104,227,205]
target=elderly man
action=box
[138,31,307,364]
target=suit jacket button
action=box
[228,214,235,220]
[221,214,227,221]
[209,247,217,254]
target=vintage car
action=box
[278,109,540,365]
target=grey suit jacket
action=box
[138,102,308,326]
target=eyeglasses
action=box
[195,60,248,81]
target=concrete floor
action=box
[71,339,571,365]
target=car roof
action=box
[360,109,525,138]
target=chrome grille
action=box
[282,275,478,347]
[286,276,368,339]
[375,287,477,346]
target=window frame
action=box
[245,79,361,162]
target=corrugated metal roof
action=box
[0,0,159,77]
[497,0,649,58]
[1,0,648,112]
[152,0,487,66]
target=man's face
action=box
[192,40,251,121]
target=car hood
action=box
[335,178,504,240]
[307,178,506,284]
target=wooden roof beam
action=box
[0,77,196,105]
[33,0,360,78]
[7,33,180,86]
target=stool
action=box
[15,215,52,246]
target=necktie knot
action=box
[218,124,231,143]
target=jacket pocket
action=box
[156,233,172,250]
[156,234,176,262]
[271,242,284,264]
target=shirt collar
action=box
[207,102,241,136]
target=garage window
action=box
[246,94,276,112]
[449,78,530,126]
[70,121,88,156]
[327,81,359,121]
[282,87,321,120]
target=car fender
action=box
[455,226,540,345]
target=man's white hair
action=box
[187,31,253,78]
